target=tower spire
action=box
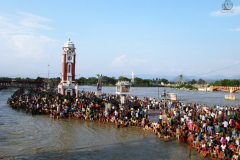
[69,38,70,41]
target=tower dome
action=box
[63,39,75,49]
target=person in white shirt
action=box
[147,104,150,113]
[211,112,215,118]
[221,143,226,151]
[222,120,228,133]
[225,135,230,143]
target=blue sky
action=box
[0,0,239,79]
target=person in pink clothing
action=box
[188,119,193,131]
[220,137,226,145]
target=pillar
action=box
[230,87,233,93]
[62,89,66,95]
[120,95,126,104]
[210,86,213,92]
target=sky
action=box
[0,0,240,80]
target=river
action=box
[0,88,210,160]
[79,85,240,107]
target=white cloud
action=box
[230,28,240,31]
[18,11,51,22]
[110,55,149,69]
[210,6,240,16]
[0,12,60,78]
[5,35,58,59]
[110,55,128,67]
[0,11,53,35]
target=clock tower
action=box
[58,39,78,96]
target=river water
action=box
[0,88,210,160]
[79,85,240,107]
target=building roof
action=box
[63,39,75,48]
[116,81,132,86]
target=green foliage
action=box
[102,76,117,84]
[160,78,168,84]
[213,79,240,86]
[35,76,44,81]
[118,76,130,82]
[134,77,143,84]
[76,77,87,85]
[174,84,197,90]
[198,78,205,84]
[55,77,61,84]
[0,77,12,81]
[87,77,98,84]
[143,79,151,85]
[188,79,197,85]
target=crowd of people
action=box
[8,87,240,159]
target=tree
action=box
[160,78,168,84]
[15,77,22,81]
[143,79,150,86]
[188,79,197,85]
[56,77,61,84]
[152,78,155,83]
[213,80,221,86]
[87,77,98,84]
[102,76,117,85]
[118,76,130,82]
[198,78,205,84]
[76,77,87,85]
[221,79,229,86]
[134,77,143,84]
[213,79,240,86]
[35,76,44,81]
[231,79,240,86]
[0,77,11,81]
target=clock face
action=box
[223,0,233,10]
[68,56,72,61]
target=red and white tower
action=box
[58,39,78,96]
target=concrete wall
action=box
[225,95,235,100]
